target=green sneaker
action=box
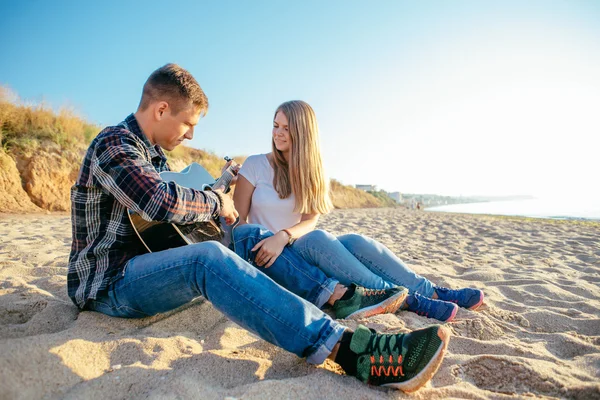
[350,324,450,392]
[333,285,408,319]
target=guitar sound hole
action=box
[179,222,223,243]
[141,224,187,252]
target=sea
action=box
[426,196,600,221]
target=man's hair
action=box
[138,63,208,115]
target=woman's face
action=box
[272,111,291,154]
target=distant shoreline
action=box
[427,198,600,222]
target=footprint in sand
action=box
[458,355,600,397]
[542,332,600,359]
[0,285,78,339]
[449,313,508,341]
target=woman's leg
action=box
[337,233,484,309]
[337,233,436,297]
[292,230,397,290]
[233,224,338,308]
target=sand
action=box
[1,208,599,399]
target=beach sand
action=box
[1,208,599,399]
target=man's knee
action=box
[189,240,233,260]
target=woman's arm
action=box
[232,174,255,226]
[250,212,321,268]
[282,213,320,240]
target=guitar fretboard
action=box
[212,167,237,192]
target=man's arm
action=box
[92,132,220,223]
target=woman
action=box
[233,100,484,322]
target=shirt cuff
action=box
[208,190,223,219]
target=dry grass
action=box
[165,145,247,178]
[0,85,99,152]
[330,179,388,209]
[0,85,386,211]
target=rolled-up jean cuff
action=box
[412,280,435,298]
[423,283,436,298]
[314,278,338,309]
[306,322,346,365]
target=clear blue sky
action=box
[1,1,599,198]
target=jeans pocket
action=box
[88,288,149,319]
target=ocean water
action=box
[427,197,600,221]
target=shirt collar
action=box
[123,113,167,162]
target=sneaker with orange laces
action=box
[333,284,408,319]
[349,324,450,392]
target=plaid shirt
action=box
[67,113,220,309]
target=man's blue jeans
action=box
[291,230,436,298]
[87,225,345,364]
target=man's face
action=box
[154,104,201,151]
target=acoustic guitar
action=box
[128,158,238,253]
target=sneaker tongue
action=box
[349,325,372,354]
[406,294,419,310]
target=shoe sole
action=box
[445,305,458,322]
[382,326,451,393]
[345,289,408,320]
[467,291,485,310]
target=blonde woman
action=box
[233,100,484,322]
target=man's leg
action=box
[88,240,451,392]
[88,241,344,364]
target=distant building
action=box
[355,184,377,192]
[388,192,403,203]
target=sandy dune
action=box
[1,208,599,399]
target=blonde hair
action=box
[272,100,333,214]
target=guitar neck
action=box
[211,166,237,192]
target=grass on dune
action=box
[0,86,100,153]
[0,84,389,209]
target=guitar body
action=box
[129,162,235,253]
[160,162,215,191]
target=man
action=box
[67,63,450,392]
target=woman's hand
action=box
[251,231,289,268]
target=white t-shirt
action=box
[238,154,301,233]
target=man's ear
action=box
[155,101,169,120]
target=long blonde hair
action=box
[272,100,333,214]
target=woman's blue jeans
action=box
[232,224,338,308]
[87,225,345,364]
[292,230,435,298]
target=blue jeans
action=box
[292,230,435,298]
[87,229,345,364]
[232,224,338,308]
